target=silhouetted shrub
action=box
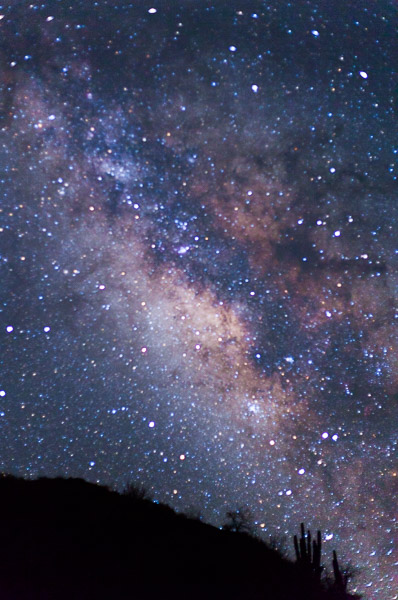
[122,481,151,501]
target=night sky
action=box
[0,1,397,597]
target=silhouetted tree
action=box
[122,481,150,501]
[222,506,254,535]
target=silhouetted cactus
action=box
[331,551,362,599]
[294,523,323,581]
[333,550,344,589]
[293,524,361,599]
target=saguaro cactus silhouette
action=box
[333,549,353,594]
[293,524,361,599]
[331,550,362,599]
[293,523,324,581]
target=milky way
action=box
[0,1,397,597]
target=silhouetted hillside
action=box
[0,475,360,599]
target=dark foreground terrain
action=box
[0,475,359,599]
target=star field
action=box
[0,1,397,597]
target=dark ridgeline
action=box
[0,475,361,599]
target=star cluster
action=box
[0,1,397,597]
